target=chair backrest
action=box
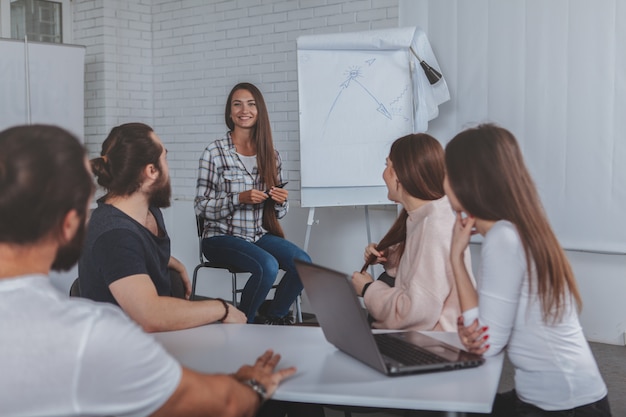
[195,215,205,263]
[169,268,186,299]
[69,278,81,297]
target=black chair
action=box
[69,278,80,297]
[190,215,302,322]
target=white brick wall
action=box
[74,0,154,154]
[73,0,399,203]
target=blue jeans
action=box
[202,234,311,323]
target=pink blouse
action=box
[364,196,474,331]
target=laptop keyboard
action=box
[374,333,444,365]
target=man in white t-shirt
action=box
[0,125,296,417]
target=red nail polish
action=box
[483,335,489,341]
[481,326,488,332]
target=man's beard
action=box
[148,175,172,208]
[51,219,86,272]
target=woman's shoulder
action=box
[407,197,455,240]
[419,196,455,225]
[487,220,518,236]
[484,220,523,251]
[203,135,236,162]
[207,134,232,150]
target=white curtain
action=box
[400,0,626,253]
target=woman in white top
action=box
[444,124,611,416]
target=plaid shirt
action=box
[194,132,288,242]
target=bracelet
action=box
[242,378,268,404]
[361,281,373,297]
[216,298,229,322]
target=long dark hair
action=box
[91,123,163,198]
[445,124,581,322]
[225,82,284,237]
[361,133,445,271]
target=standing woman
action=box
[445,124,610,416]
[351,133,473,332]
[195,82,311,324]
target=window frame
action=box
[0,0,72,43]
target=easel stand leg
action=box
[298,207,317,323]
[303,207,316,253]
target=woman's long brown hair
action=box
[445,124,582,322]
[225,83,284,238]
[361,133,445,272]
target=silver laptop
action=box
[295,259,485,376]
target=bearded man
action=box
[78,123,246,332]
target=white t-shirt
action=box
[0,274,182,417]
[463,221,607,411]
[237,153,257,176]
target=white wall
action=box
[73,0,154,145]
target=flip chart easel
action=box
[296,27,449,257]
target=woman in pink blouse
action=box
[351,133,473,331]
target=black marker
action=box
[265,181,288,194]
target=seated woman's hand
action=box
[364,243,387,264]
[239,189,269,205]
[267,186,288,204]
[351,271,373,296]
[457,316,490,355]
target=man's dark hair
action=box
[91,123,162,197]
[0,125,93,244]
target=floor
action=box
[321,341,625,416]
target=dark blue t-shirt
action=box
[78,201,171,305]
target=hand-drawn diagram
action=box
[322,57,411,139]
[298,48,414,189]
[328,63,392,122]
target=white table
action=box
[153,324,503,416]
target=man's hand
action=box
[221,301,247,324]
[232,350,297,401]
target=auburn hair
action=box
[362,133,445,271]
[445,124,581,322]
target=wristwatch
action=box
[242,378,268,404]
